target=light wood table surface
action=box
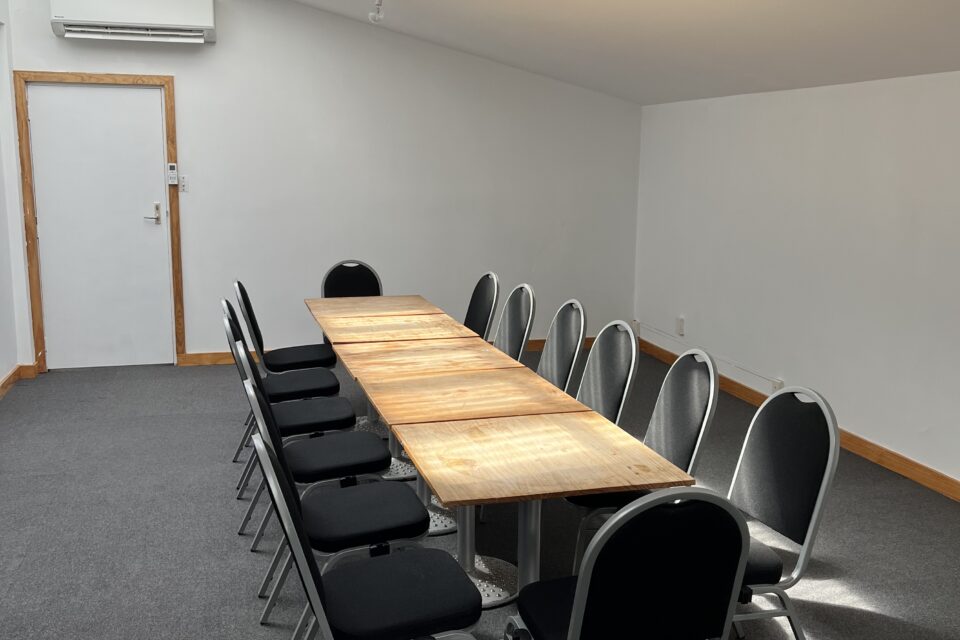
[360,366,590,426]
[316,312,477,344]
[335,337,525,380]
[305,294,444,319]
[394,412,694,508]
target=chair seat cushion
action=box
[744,537,784,587]
[300,481,428,553]
[271,397,355,437]
[263,343,336,372]
[517,576,577,640]
[565,489,650,510]
[262,368,339,402]
[283,432,390,483]
[322,548,482,640]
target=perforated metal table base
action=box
[382,457,418,481]
[427,496,457,536]
[353,415,388,438]
[458,554,519,608]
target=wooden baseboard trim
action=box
[177,352,234,366]
[0,362,39,399]
[637,337,959,501]
[527,337,595,352]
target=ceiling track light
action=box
[368,0,384,24]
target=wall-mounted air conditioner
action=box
[51,0,216,44]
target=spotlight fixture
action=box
[368,0,384,24]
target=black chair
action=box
[463,272,499,340]
[251,432,482,640]
[567,348,719,568]
[729,387,839,640]
[244,380,430,628]
[573,320,636,424]
[535,299,586,393]
[491,283,535,360]
[322,259,382,298]
[234,280,337,373]
[505,488,748,640]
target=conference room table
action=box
[305,294,693,607]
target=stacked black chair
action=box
[729,387,839,640]
[505,487,749,640]
[251,431,482,640]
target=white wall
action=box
[0,0,21,377]
[635,71,960,479]
[4,0,641,357]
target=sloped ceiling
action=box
[293,0,960,104]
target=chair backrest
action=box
[491,283,535,360]
[727,387,839,586]
[250,433,335,640]
[536,299,586,393]
[570,487,748,640]
[322,260,382,298]
[222,299,264,381]
[643,349,719,475]
[234,281,268,364]
[575,320,636,424]
[463,272,499,340]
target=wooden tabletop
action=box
[316,313,477,344]
[361,366,590,426]
[394,412,694,507]
[335,337,525,380]
[305,295,444,319]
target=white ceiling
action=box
[293,0,960,105]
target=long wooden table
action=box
[307,294,693,606]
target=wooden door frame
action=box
[14,71,185,372]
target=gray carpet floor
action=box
[0,351,957,639]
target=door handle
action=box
[144,202,161,225]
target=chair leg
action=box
[236,452,257,495]
[291,603,311,640]
[303,616,317,640]
[771,588,806,640]
[250,503,274,552]
[258,539,287,598]
[232,411,254,462]
[260,551,293,625]
[733,621,746,638]
[238,478,266,535]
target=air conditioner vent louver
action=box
[62,23,206,44]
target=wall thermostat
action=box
[167,163,179,185]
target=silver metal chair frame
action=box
[491,283,536,361]
[574,319,637,426]
[729,386,840,640]
[506,487,749,640]
[536,299,586,393]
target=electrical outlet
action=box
[676,315,685,337]
[772,378,785,392]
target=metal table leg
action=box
[359,397,416,481]
[416,476,457,536]
[455,505,519,608]
[517,500,542,588]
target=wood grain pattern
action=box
[394,412,694,506]
[306,295,443,319]
[318,313,477,344]
[0,363,38,400]
[334,337,524,380]
[177,352,235,366]
[362,366,589,426]
[14,71,186,370]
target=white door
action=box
[30,84,175,369]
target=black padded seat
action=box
[517,576,577,640]
[322,547,482,640]
[282,432,390,484]
[565,489,649,510]
[300,481,429,553]
[262,367,339,402]
[744,537,784,586]
[263,343,336,372]
[271,397,355,437]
